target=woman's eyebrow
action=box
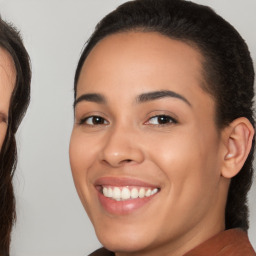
[136,90,191,106]
[74,93,106,108]
[73,90,191,108]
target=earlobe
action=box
[221,117,254,178]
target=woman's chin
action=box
[96,228,152,253]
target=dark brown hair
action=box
[0,16,31,256]
[74,0,254,231]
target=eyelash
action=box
[78,114,177,127]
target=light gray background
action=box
[0,1,255,256]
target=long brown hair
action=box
[0,16,31,256]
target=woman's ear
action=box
[221,117,254,178]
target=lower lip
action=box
[97,191,156,215]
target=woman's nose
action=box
[99,126,145,168]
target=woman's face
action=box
[70,32,229,255]
[0,48,15,150]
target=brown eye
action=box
[80,116,108,125]
[147,115,177,125]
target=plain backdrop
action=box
[0,0,255,256]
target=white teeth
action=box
[121,187,131,200]
[103,187,113,197]
[151,188,158,195]
[102,186,159,201]
[108,187,113,197]
[112,187,121,200]
[103,187,108,197]
[145,189,152,197]
[139,188,145,198]
[131,188,139,199]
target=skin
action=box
[0,47,15,150]
[69,32,243,255]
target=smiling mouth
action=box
[100,186,160,201]
[95,177,161,214]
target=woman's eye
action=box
[80,116,108,126]
[146,115,177,125]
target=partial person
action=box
[0,16,31,256]
[69,0,256,255]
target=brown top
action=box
[184,229,255,256]
[89,229,256,256]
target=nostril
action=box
[122,159,132,163]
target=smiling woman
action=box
[0,17,30,256]
[69,0,255,255]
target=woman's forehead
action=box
[76,32,210,104]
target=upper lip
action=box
[94,176,160,188]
